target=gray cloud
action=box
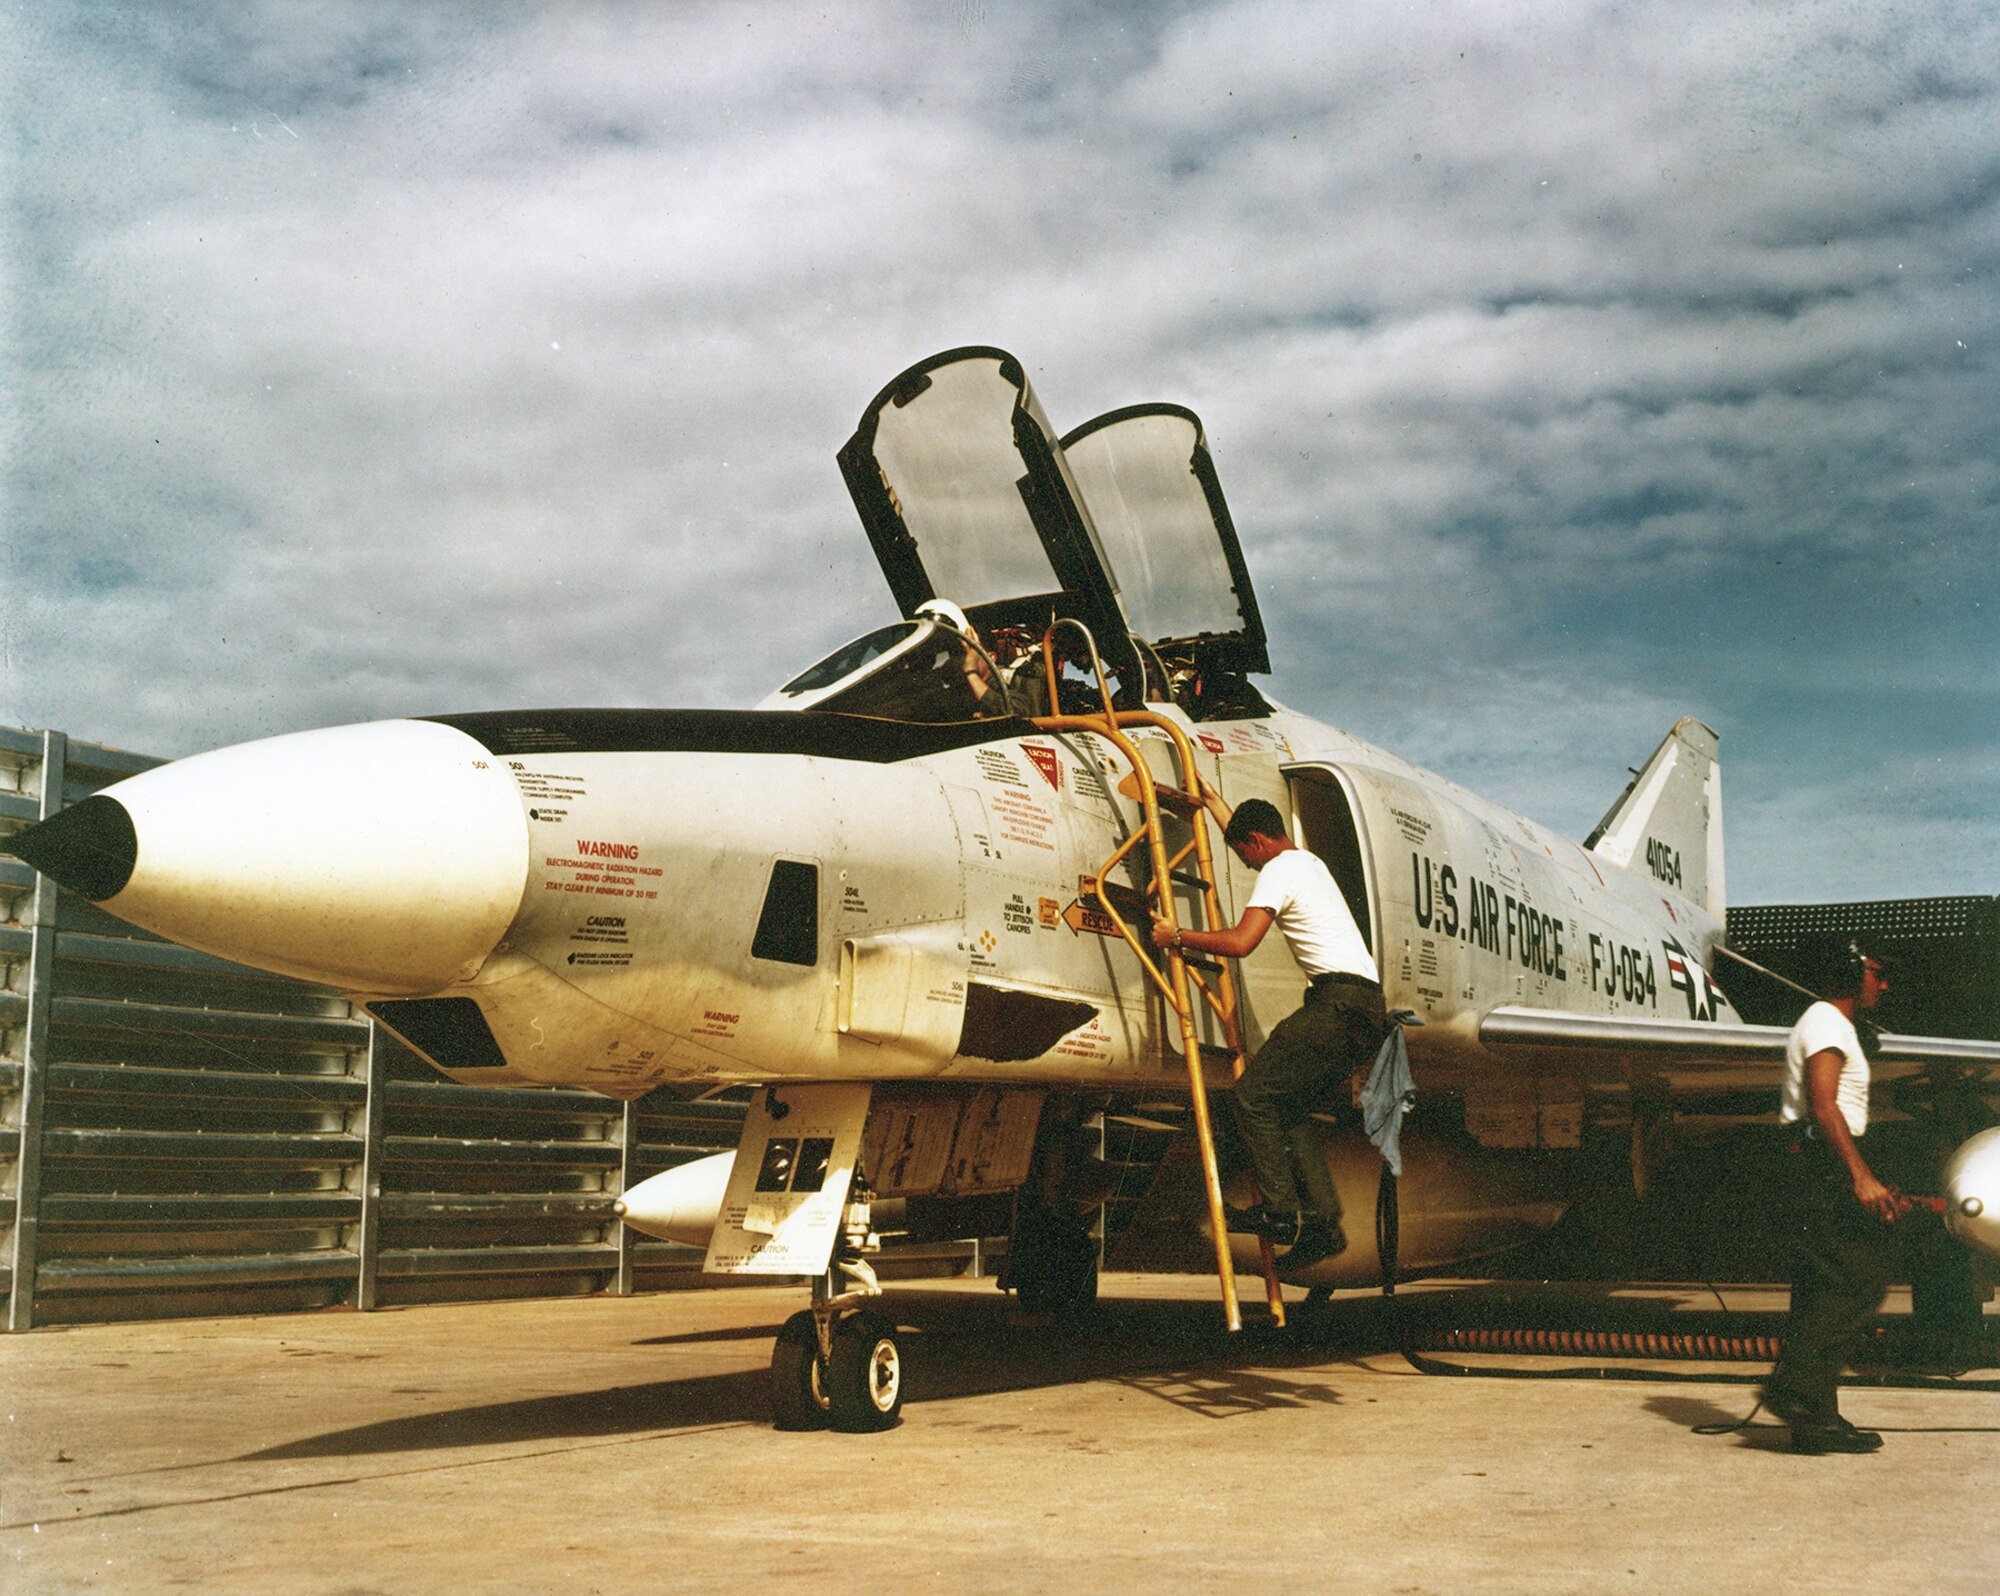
[5,0,1994,905]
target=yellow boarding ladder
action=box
[1026,621,1285,1331]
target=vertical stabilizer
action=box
[1584,718,1724,915]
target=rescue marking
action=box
[1062,898,1119,937]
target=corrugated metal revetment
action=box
[1,727,748,1329]
[1726,896,2000,1038]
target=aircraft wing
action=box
[1480,1005,2000,1079]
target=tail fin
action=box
[1585,718,1724,915]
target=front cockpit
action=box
[757,618,1015,722]
[759,613,1070,724]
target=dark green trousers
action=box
[1234,976,1386,1219]
[1768,1136,1896,1419]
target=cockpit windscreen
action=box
[773,622,918,698]
[763,620,1011,723]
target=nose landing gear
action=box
[769,1256,905,1433]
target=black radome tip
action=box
[4,795,138,901]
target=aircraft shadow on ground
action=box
[893,1292,1356,1415]
[630,1320,792,1347]
[239,1290,1368,1461]
[240,1368,775,1461]
[244,1281,1955,1463]
[1642,1393,1792,1451]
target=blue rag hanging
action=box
[1363,1016,1419,1177]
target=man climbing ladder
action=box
[1149,793,1385,1275]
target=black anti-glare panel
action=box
[427,708,1032,763]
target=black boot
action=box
[1790,1419,1884,1455]
[1225,1204,1302,1245]
[1757,1382,1825,1430]
[1278,1214,1347,1275]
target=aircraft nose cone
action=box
[1942,1127,2000,1264]
[614,1151,735,1246]
[5,794,138,901]
[12,719,532,995]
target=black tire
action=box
[825,1313,903,1432]
[770,1310,831,1431]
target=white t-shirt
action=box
[1779,1000,1870,1137]
[1245,847,1378,982]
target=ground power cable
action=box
[1353,1154,2000,1430]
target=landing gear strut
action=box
[1000,1187,1099,1319]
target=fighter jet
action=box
[10,346,1999,1432]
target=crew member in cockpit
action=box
[915,599,1005,717]
[1148,792,1383,1274]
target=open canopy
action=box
[837,346,1270,679]
[837,347,1131,666]
[1059,403,1268,674]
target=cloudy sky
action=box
[5,1,1994,906]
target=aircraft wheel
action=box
[770,1310,832,1431]
[825,1313,904,1432]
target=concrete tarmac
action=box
[3,1275,1996,1595]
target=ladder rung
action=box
[1180,953,1225,973]
[1123,773,1198,814]
[1168,870,1208,890]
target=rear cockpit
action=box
[762,345,1279,728]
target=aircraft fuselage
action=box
[323,698,1738,1103]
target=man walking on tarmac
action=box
[1761,944,1909,1455]
[1149,793,1384,1275]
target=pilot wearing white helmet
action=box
[915,599,1003,713]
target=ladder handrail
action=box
[1031,690,1287,1330]
[1038,618,1121,722]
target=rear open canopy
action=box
[1059,404,1268,674]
